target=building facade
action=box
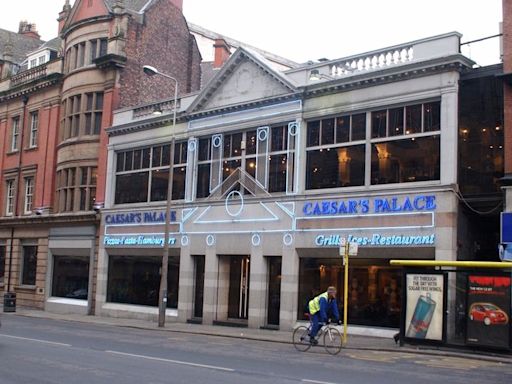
[0,0,202,312]
[100,33,485,333]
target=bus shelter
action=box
[390,260,512,351]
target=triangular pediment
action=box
[188,48,298,114]
[63,0,110,33]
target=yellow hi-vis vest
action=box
[308,292,328,315]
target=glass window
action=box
[11,116,20,151]
[306,145,365,189]
[0,245,5,285]
[5,179,15,215]
[57,167,97,212]
[424,102,440,132]
[307,120,320,147]
[371,136,440,184]
[107,255,179,308]
[21,245,37,286]
[406,104,422,134]
[196,164,210,198]
[29,111,38,147]
[335,116,350,143]
[268,154,287,193]
[246,130,257,155]
[371,110,387,138]
[52,256,89,299]
[298,258,402,328]
[24,177,34,214]
[388,107,404,136]
[271,125,288,151]
[115,172,149,204]
[351,113,366,141]
[321,119,335,145]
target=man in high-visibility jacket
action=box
[307,286,340,344]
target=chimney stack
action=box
[18,21,41,39]
[213,38,231,69]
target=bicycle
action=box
[292,317,343,355]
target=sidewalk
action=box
[4,307,512,364]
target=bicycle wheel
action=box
[293,326,312,352]
[323,327,343,355]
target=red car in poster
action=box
[469,303,509,325]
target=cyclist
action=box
[307,286,340,344]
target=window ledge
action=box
[24,146,38,152]
[47,297,87,306]
[6,150,19,156]
[15,285,37,291]
[102,302,178,317]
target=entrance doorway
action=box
[266,257,282,326]
[193,256,205,319]
[228,256,250,319]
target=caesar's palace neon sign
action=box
[302,195,436,216]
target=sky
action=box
[0,0,504,66]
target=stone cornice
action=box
[0,213,99,226]
[0,73,63,102]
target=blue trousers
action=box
[310,313,323,338]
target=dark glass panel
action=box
[115,172,149,204]
[371,135,440,185]
[406,104,422,134]
[321,118,335,145]
[371,110,387,138]
[52,256,89,299]
[335,115,350,143]
[307,120,320,147]
[351,113,366,140]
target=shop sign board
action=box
[404,273,445,342]
[302,194,436,216]
[466,275,511,349]
[315,233,435,247]
[103,235,177,247]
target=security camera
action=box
[34,208,44,215]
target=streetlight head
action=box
[143,65,158,76]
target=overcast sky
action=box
[0,0,503,66]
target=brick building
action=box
[0,0,202,311]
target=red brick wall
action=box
[504,0,512,175]
[118,0,201,108]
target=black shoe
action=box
[310,338,318,345]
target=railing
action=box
[9,59,62,87]
[328,46,414,77]
[288,32,462,83]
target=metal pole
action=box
[343,243,349,345]
[158,77,178,328]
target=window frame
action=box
[24,176,34,214]
[5,179,16,216]
[11,116,20,152]
[29,110,39,148]
[20,243,38,287]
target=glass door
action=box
[267,257,282,326]
[228,256,250,319]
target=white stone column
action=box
[279,241,300,330]
[248,245,265,328]
[201,242,218,324]
[177,244,193,322]
[440,80,459,185]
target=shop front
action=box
[96,189,455,331]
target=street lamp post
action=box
[142,65,178,327]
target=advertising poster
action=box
[466,275,511,348]
[405,274,444,341]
